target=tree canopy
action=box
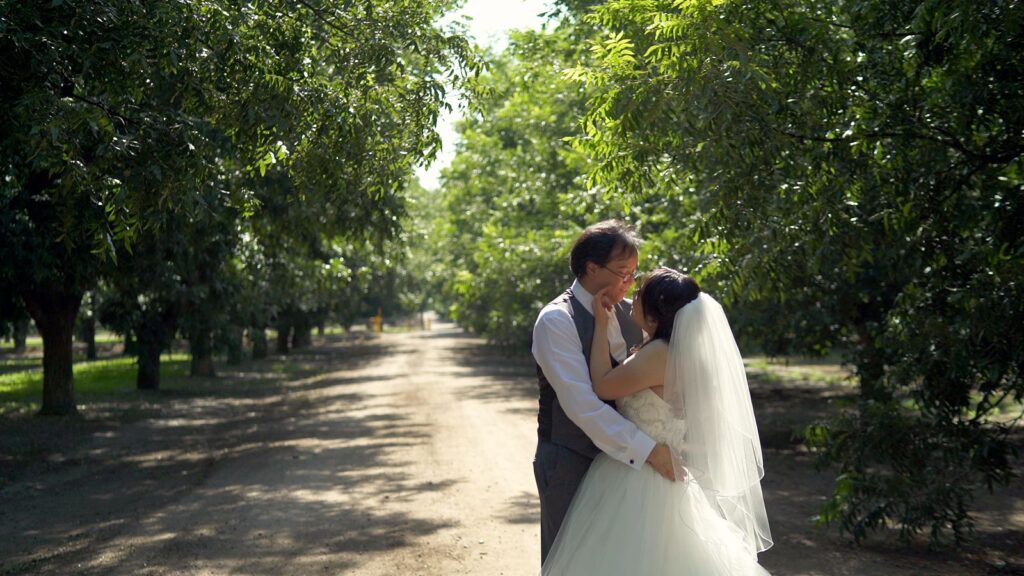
[1,0,476,413]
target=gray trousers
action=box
[533,439,594,564]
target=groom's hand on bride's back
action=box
[646,443,677,481]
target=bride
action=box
[541,267,773,575]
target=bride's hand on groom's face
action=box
[592,287,616,325]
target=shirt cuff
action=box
[624,433,657,471]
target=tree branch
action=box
[69,92,132,128]
[292,0,360,42]
[804,15,922,40]
[774,126,1023,166]
[930,125,1024,166]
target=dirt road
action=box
[1,326,540,575]
[1,324,1020,575]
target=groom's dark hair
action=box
[569,220,641,278]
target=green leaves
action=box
[1,0,477,408]
[432,25,617,347]
[594,31,637,70]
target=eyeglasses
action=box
[602,265,640,284]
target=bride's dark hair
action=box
[636,267,701,343]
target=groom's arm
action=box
[532,307,655,471]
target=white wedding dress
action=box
[540,389,771,576]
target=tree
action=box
[76,291,99,361]
[1,0,474,413]
[0,293,31,354]
[435,23,647,348]
[96,192,234,388]
[2,1,228,413]
[572,0,1023,544]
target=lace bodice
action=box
[617,389,687,451]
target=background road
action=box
[1,326,540,575]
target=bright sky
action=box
[414,0,553,189]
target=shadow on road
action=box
[412,330,538,419]
[0,334,457,575]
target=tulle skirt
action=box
[541,454,771,576]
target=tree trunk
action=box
[135,307,178,390]
[189,326,216,377]
[136,337,162,390]
[12,318,28,353]
[250,327,268,360]
[275,321,291,355]
[292,328,312,349]
[854,322,890,403]
[225,325,243,365]
[317,323,325,337]
[80,313,97,360]
[22,290,83,416]
[123,332,136,357]
[292,315,312,349]
[191,352,215,377]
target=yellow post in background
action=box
[370,308,383,334]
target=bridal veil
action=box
[665,292,773,556]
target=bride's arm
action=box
[592,341,668,400]
[590,288,667,400]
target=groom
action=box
[532,219,676,562]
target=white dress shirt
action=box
[531,279,656,470]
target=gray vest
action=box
[536,289,645,459]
